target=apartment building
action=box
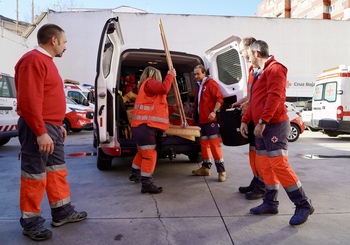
[257,0,350,20]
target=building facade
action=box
[258,0,350,20]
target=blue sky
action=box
[0,0,262,22]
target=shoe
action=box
[129,173,140,183]
[239,185,254,193]
[51,211,88,227]
[245,191,265,200]
[250,203,279,215]
[23,223,52,241]
[289,205,315,226]
[141,183,163,194]
[192,166,210,176]
[218,172,226,182]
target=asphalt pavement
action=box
[0,130,349,245]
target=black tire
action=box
[308,126,320,132]
[0,137,11,146]
[97,148,113,170]
[288,123,300,142]
[62,119,71,134]
[324,130,340,137]
[188,152,202,163]
[71,128,82,133]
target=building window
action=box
[330,4,336,12]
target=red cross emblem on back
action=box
[271,136,278,143]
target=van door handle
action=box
[99,105,105,116]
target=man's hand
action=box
[36,133,54,154]
[254,124,266,138]
[61,126,67,142]
[240,122,248,138]
[240,101,249,115]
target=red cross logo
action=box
[326,85,334,97]
[271,136,278,143]
[286,80,291,88]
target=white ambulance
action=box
[64,80,95,110]
[93,18,248,170]
[311,65,350,137]
[0,72,18,146]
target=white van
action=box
[64,83,94,110]
[0,72,18,146]
[311,65,350,137]
[93,18,247,170]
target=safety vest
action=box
[131,79,170,130]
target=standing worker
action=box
[129,66,176,194]
[14,24,87,241]
[232,37,265,200]
[240,40,314,225]
[191,65,226,182]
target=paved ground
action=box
[0,130,350,245]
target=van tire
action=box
[288,123,300,142]
[188,152,202,163]
[63,119,71,134]
[324,130,339,137]
[0,137,11,146]
[97,148,113,170]
[71,128,83,133]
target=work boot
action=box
[141,183,163,194]
[289,205,314,226]
[218,172,226,182]
[192,166,210,176]
[238,176,257,193]
[51,211,87,227]
[245,190,265,200]
[23,223,52,241]
[250,203,279,215]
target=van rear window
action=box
[0,75,16,98]
[313,81,337,102]
[216,49,241,85]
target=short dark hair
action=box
[194,64,207,74]
[37,24,64,45]
[250,40,269,57]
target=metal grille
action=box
[216,49,242,85]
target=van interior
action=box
[116,49,203,140]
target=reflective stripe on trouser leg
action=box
[249,146,257,175]
[200,137,212,168]
[132,152,142,169]
[256,152,279,189]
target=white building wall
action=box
[1,10,349,98]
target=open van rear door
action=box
[204,35,247,104]
[94,18,124,144]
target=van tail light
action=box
[337,106,344,120]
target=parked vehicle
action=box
[311,65,350,137]
[285,102,305,142]
[93,18,247,170]
[64,97,93,133]
[301,100,320,132]
[64,80,94,109]
[0,72,18,146]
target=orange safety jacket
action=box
[131,78,170,131]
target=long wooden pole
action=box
[159,19,188,127]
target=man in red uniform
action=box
[232,37,265,200]
[240,40,314,226]
[191,65,226,182]
[15,24,87,241]
[129,66,176,193]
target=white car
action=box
[0,72,18,146]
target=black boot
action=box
[239,176,257,193]
[245,178,266,200]
[129,168,141,183]
[286,186,314,225]
[250,189,279,215]
[141,176,163,194]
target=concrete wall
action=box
[1,10,349,98]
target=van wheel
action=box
[188,152,202,163]
[324,130,339,137]
[63,119,71,134]
[71,128,82,133]
[97,148,113,170]
[288,123,300,142]
[0,137,11,146]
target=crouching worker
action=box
[129,66,176,194]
